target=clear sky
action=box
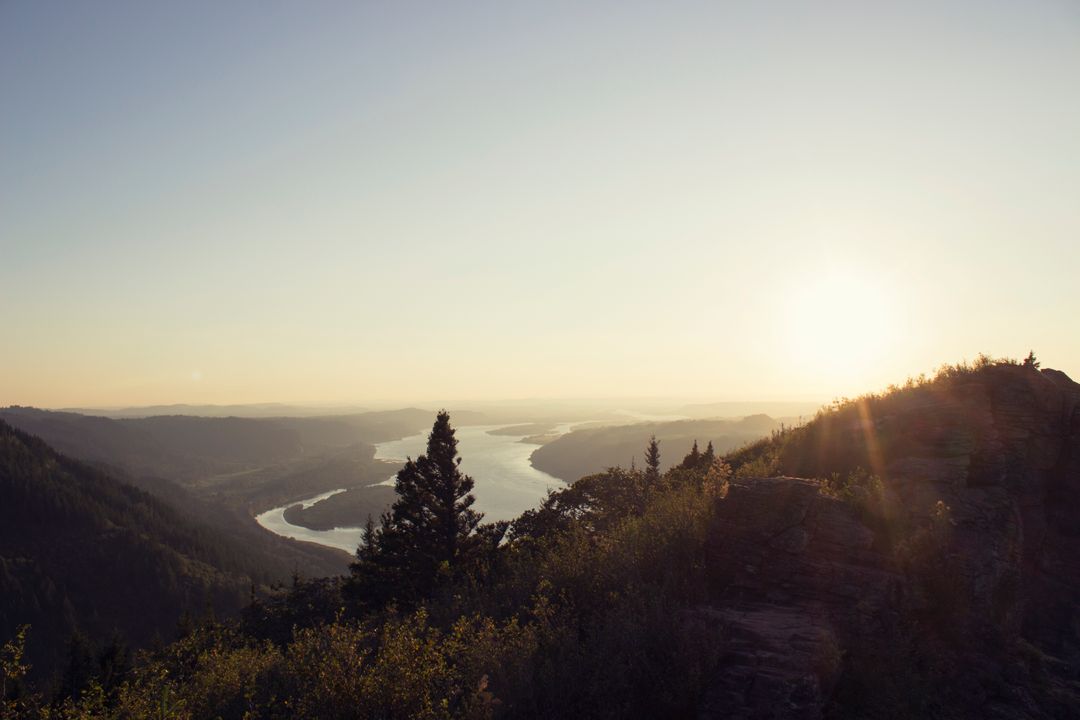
[2,1,1078,408]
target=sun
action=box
[784,268,898,389]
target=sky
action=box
[2,1,1079,408]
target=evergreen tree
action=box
[683,439,701,469]
[702,441,715,466]
[644,436,661,482]
[347,411,482,609]
[1023,351,1040,369]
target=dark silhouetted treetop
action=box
[682,439,702,469]
[703,440,715,466]
[644,435,661,482]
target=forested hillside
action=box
[0,408,410,481]
[0,419,263,678]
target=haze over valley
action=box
[0,401,806,555]
[3,2,1079,718]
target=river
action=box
[254,488,361,553]
[255,423,576,553]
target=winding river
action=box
[255,423,576,553]
[254,488,359,553]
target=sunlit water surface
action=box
[255,424,575,553]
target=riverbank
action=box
[255,423,573,552]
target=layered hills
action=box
[0,408,448,677]
[530,414,782,481]
[3,360,1078,718]
[0,407,485,484]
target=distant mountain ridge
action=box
[0,407,303,482]
[56,403,368,419]
[0,407,490,485]
[675,400,823,419]
[529,415,783,482]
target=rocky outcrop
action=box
[701,366,1080,719]
[697,478,899,719]
[867,366,1080,656]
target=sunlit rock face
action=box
[696,366,1080,720]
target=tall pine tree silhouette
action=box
[644,435,661,482]
[683,439,702,469]
[702,440,715,466]
[348,411,482,609]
